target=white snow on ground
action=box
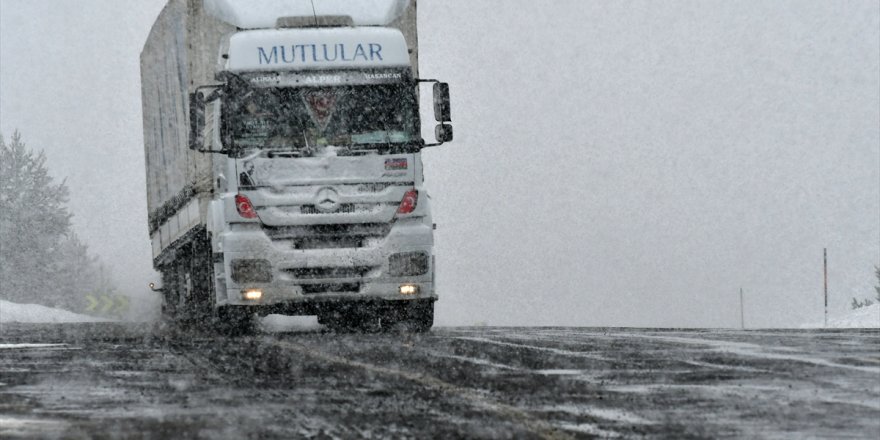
[801,302,880,329]
[0,344,69,349]
[0,300,111,324]
[556,421,621,438]
[0,417,69,439]
[452,336,608,360]
[535,369,583,376]
[259,314,322,333]
[604,333,880,374]
[538,405,655,425]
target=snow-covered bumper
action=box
[214,218,435,307]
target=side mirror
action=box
[433,82,451,122]
[435,124,453,143]
[189,92,206,150]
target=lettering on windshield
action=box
[366,72,402,80]
[258,43,383,66]
[303,75,343,85]
[246,72,403,87]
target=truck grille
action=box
[300,204,356,214]
[357,182,393,193]
[301,283,360,294]
[299,203,383,215]
[284,266,374,279]
[264,223,391,249]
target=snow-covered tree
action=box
[0,131,112,310]
[851,266,880,310]
[875,266,880,301]
[47,233,102,310]
[0,131,72,304]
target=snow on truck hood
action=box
[205,0,410,29]
[239,150,415,187]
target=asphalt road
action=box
[1,323,878,439]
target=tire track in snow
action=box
[602,333,880,374]
[449,336,608,361]
[267,337,578,440]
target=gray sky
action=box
[1,0,878,327]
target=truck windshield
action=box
[227,83,419,151]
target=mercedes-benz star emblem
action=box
[315,187,340,212]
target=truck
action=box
[141,0,452,332]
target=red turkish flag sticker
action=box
[303,89,338,131]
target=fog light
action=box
[231,259,272,283]
[242,289,262,301]
[388,252,430,276]
[399,284,419,295]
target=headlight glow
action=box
[399,284,419,295]
[242,289,263,301]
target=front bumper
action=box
[215,218,435,307]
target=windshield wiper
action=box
[347,139,425,153]
[265,149,305,158]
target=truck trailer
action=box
[141,0,452,332]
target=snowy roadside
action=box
[0,300,113,324]
[3,298,876,329]
[800,303,880,329]
[0,299,326,330]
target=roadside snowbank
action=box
[801,303,880,329]
[0,300,112,324]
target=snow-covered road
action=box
[1,324,878,438]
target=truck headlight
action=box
[388,252,429,277]
[399,284,419,295]
[242,289,263,301]
[231,259,272,283]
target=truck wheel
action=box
[159,264,185,325]
[383,300,434,333]
[405,300,434,332]
[159,230,215,330]
[215,306,255,335]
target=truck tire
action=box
[160,229,216,330]
[215,305,255,335]
[399,299,434,333]
[159,260,188,326]
[159,266,180,322]
[188,231,216,328]
[376,300,434,333]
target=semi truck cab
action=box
[184,14,451,331]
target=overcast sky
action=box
[1,0,878,327]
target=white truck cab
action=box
[142,0,451,332]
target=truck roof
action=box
[205,0,410,29]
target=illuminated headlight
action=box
[242,289,263,301]
[399,284,419,295]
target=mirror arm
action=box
[195,84,224,97]
[197,148,233,154]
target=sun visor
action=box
[205,0,409,29]
[226,28,410,72]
